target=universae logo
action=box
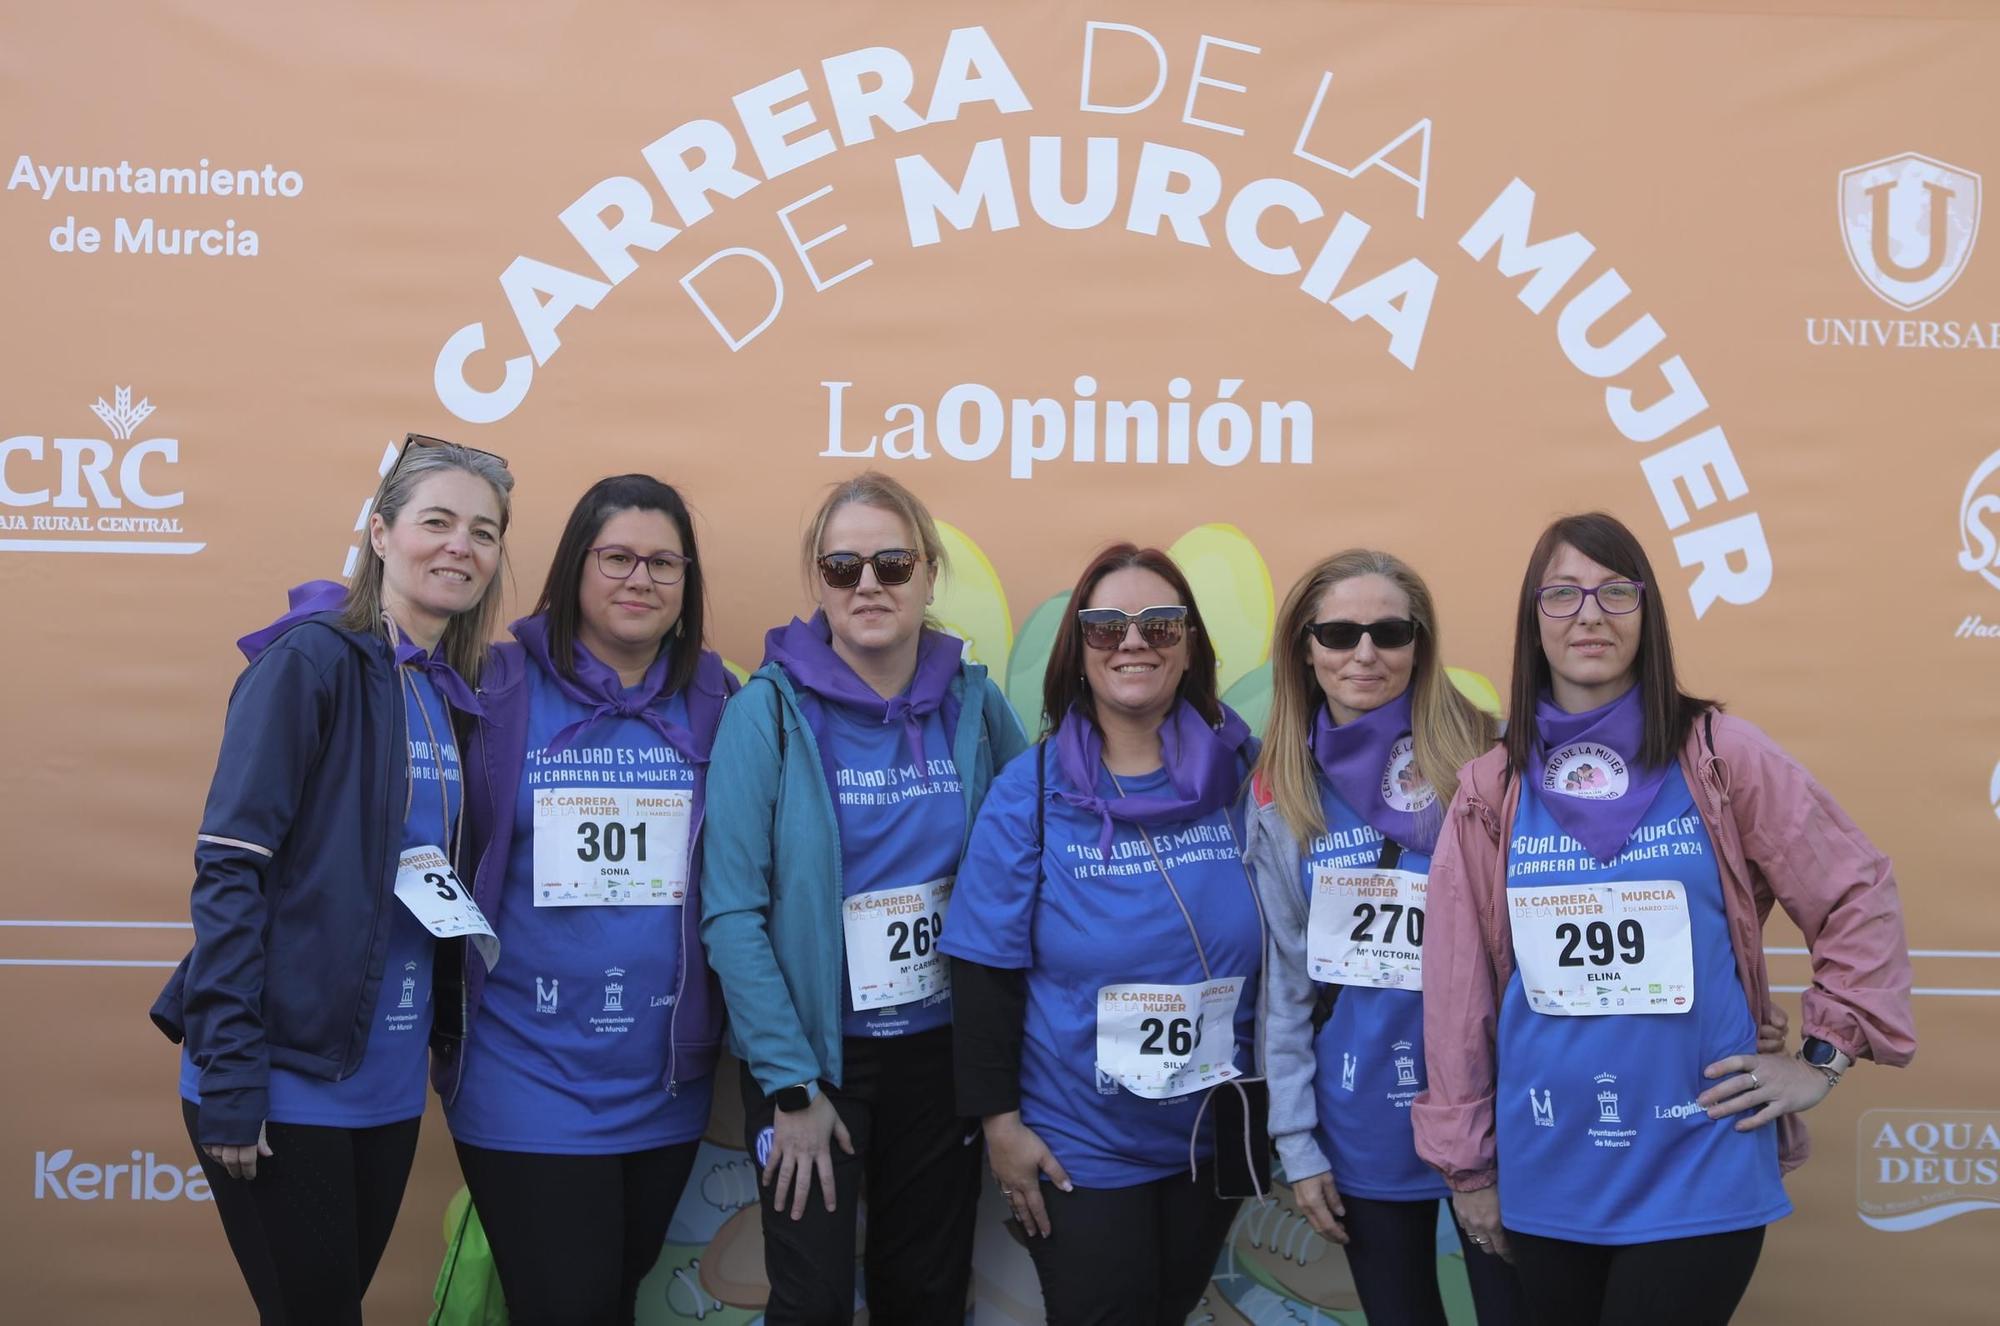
[0,386,202,554]
[1840,152,1981,312]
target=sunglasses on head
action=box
[1304,618,1419,651]
[817,548,922,589]
[1077,605,1190,651]
[398,432,510,472]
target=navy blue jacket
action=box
[152,582,443,1146]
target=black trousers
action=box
[181,1099,419,1326]
[453,1138,699,1326]
[1024,1162,1241,1326]
[740,1027,981,1325]
[1340,1192,1530,1326]
[1507,1225,1766,1326]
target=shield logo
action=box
[1839,152,1982,311]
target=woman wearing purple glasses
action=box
[438,474,735,1326]
[700,471,1026,1324]
[1415,512,1916,1326]
[942,542,1265,1326]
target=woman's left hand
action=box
[1698,1052,1832,1131]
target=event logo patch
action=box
[0,386,202,555]
[1840,153,1982,312]
[1380,735,1436,813]
[1858,1109,2000,1231]
[1541,742,1628,800]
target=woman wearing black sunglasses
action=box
[700,471,1027,1324]
[1246,550,1526,1325]
[941,543,1265,1326]
[436,474,735,1325]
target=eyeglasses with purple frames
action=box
[1535,580,1646,619]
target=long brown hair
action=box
[1039,543,1221,737]
[1503,512,1716,777]
[1256,549,1497,844]
[339,442,513,683]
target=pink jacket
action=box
[1411,711,1916,1192]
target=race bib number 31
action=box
[843,876,953,1011]
[393,844,500,970]
[1307,867,1428,990]
[1095,977,1244,1100]
[533,786,691,907]
[1510,880,1694,1016]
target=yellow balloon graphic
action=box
[1168,524,1273,696]
[1446,666,1504,718]
[932,520,1014,670]
[721,657,751,685]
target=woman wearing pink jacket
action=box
[1413,512,1915,1326]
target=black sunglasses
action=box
[399,432,510,472]
[1077,605,1190,651]
[817,548,922,589]
[1304,618,1419,651]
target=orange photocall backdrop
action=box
[3,2,1998,1321]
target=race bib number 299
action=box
[1509,880,1694,1016]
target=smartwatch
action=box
[774,1082,816,1113]
[1800,1036,1854,1085]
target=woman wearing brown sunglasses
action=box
[942,543,1265,1326]
[700,471,1027,1324]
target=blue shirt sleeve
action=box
[940,743,1044,970]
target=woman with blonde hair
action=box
[701,471,1027,1324]
[154,436,513,1323]
[1249,549,1527,1325]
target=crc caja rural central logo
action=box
[0,386,202,555]
[1839,152,1982,312]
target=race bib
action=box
[1509,880,1694,1016]
[842,876,952,1011]
[532,786,692,907]
[1095,977,1244,1100]
[1306,867,1428,990]
[393,844,499,970]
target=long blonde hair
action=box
[1256,549,1497,845]
[339,442,514,683]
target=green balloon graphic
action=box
[1004,589,1070,734]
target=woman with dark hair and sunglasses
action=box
[436,474,735,1325]
[1247,550,1526,1326]
[940,543,1264,1326]
[700,471,1027,1324]
[1414,512,1916,1326]
[153,437,512,1323]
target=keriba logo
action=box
[34,1148,212,1202]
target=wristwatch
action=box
[1800,1036,1854,1086]
[774,1082,816,1113]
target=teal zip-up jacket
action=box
[699,657,1029,1097]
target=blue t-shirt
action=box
[1496,766,1791,1242]
[942,748,1263,1189]
[820,700,964,1039]
[180,667,457,1126]
[445,664,712,1153]
[1302,780,1445,1201]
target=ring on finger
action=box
[1749,1071,1761,1090]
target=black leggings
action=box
[1341,1192,1530,1326]
[1506,1225,1766,1326]
[454,1139,700,1326]
[181,1099,420,1326]
[1025,1163,1241,1326]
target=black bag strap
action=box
[1309,834,1403,1032]
[1035,741,1046,888]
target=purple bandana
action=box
[511,614,701,758]
[390,633,482,716]
[762,613,964,780]
[1054,699,1255,858]
[1531,686,1670,864]
[1311,691,1440,855]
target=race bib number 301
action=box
[842,876,953,1011]
[1095,977,1244,1100]
[393,844,500,970]
[1307,867,1428,990]
[1509,880,1694,1016]
[532,786,691,907]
